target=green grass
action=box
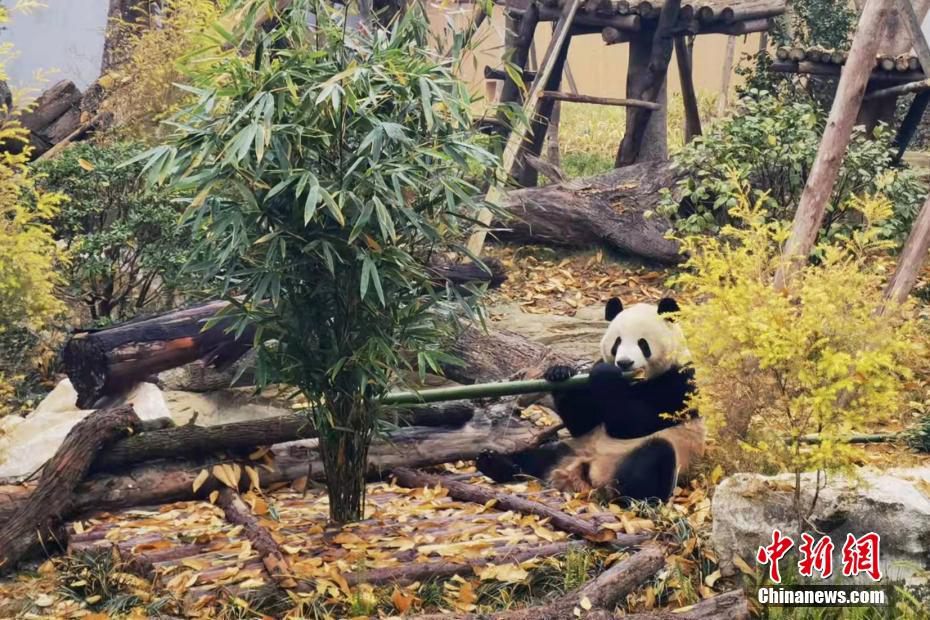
[555,90,722,179]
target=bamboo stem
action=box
[381,373,590,405]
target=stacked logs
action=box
[775,45,923,73]
[2,80,110,160]
[502,0,782,46]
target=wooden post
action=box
[674,35,702,142]
[882,193,930,307]
[892,90,930,161]
[774,0,894,290]
[615,0,681,166]
[516,35,573,186]
[547,100,562,169]
[717,35,737,117]
[497,3,541,125]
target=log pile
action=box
[3,80,109,159]
[775,45,923,73]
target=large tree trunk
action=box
[63,301,256,409]
[491,160,683,263]
[0,399,552,524]
[90,402,475,473]
[63,260,506,407]
[0,406,141,572]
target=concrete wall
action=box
[1,0,109,95]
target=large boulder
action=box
[712,469,930,583]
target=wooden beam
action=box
[770,59,924,82]
[717,35,737,116]
[892,89,930,160]
[883,191,930,307]
[540,90,662,109]
[774,0,895,290]
[468,0,584,256]
[615,0,681,166]
[674,35,702,141]
[862,77,930,99]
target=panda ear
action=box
[657,297,680,317]
[605,297,623,321]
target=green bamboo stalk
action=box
[381,373,590,406]
[794,432,902,445]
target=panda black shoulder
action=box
[631,365,697,416]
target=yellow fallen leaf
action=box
[77,158,95,171]
[475,563,529,583]
[245,465,261,492]
[212,464,235,489]
[192,469,210,494]
[704,569,722,588]
[72,520,85,534]
[579,595,592,610]
[392,586,416,613]
[209,490,219,504]
[85,595,102,604]
[732,554,756,576]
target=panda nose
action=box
[616,358,635,370]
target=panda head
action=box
[599,297,689,379]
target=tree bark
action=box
[775,0,895,290]
[216,488,296,588]
[411,543,666,620]
[391,468,639,543]
[492,160,683,263]
[101,0,153,73]
[0,401,552,524]
[0,406,141,572]
[63,300,256,409]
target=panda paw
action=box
[476,450,520,483]
[544,365,577,383]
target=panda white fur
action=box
[477,296,705,504]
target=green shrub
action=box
[657,91,926,245]
[33,141,195,324]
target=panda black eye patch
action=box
[637,338,652,358]
[610,337,621,357]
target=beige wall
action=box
[432,5,764,100]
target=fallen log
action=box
[618,589,751,619]
[412,543,666,620]
[0,405,140,572]
[63,300,255,409]
[65,260,509,407]
[216,488,296,589]
[492,160,683,263]
[89,402,476,474]
[0,401,551,525]
[343,540,592,586]
[391,468,629,542]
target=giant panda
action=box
[477,296,705,504]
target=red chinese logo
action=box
[756,529,794,583]
[841,532,882,581]
[755,531,882,583]
[798,533,835,578]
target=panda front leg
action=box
[476,443,572,483]
[610,437,678,506]
[544,364,609,437]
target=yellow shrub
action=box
[674,176,922,484]
[0,3,67,415]
[101,0,228,139]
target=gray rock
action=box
[712,469,930,584]
[489,302,606,361]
